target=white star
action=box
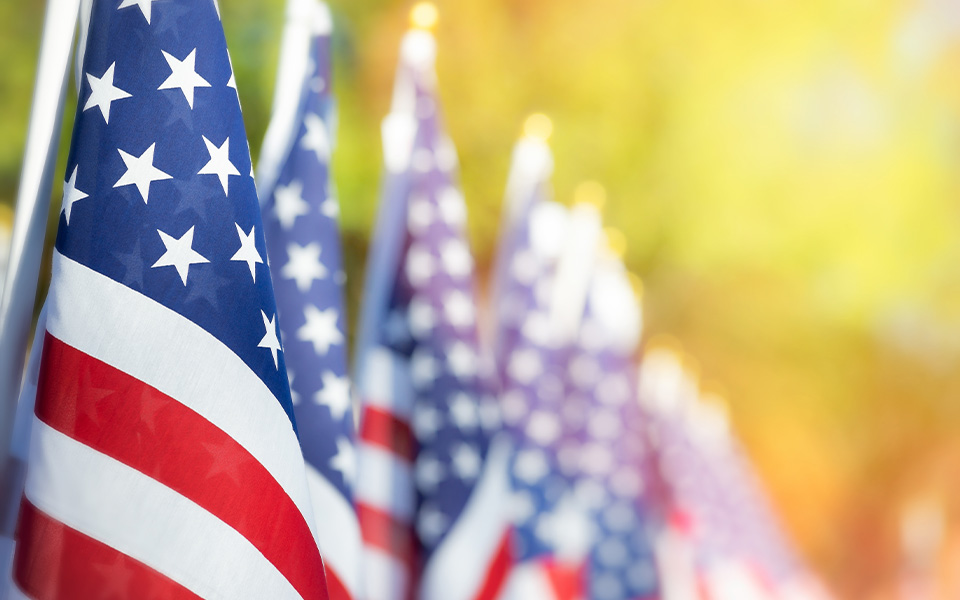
[114,143,171,203]
[329,436,356,486]
[410,349,439,389]
[610,468,643,498]
[158,49,210,109]
[287,368,301,405]
[151,226,208,285]
[226,53,237,91]
[416,454,445,493]
[437,187,466,227]
[510,490,537,522]
[198,136,240,195]
[412,404,443,440]
[258,310,282,368]
[507,348,543,385]
[440,239,473,278]
[321,196,339,218]
[569,355,601,389]
[83,62,131,124]
[281,242,327,292]
[315,371,351,420]
[60,166,88,225]
[273,180,309,229]
[118,0,157,23]
[511,250,540,285]
[301,113,331,163]
[447,342,476,378]
[521,311,553,347]
[448,393,478,430]
[405,244,435,287]
[597,374,631,405]
[451,444,480,480]
[443,290,474,328]
[407,195,435,235]
[407,296,436,339]
[588,410,621,440]
[297,305,343,355]
[412,148,434,173]
[579,443,614,476]
[526,410,562,445]
[514,448,549,484]
[230,223,262,282]
[536,495,595,561]
[417,505,448,544]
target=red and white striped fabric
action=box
[9,0,330,597]
[354,23,512,600]
[355,348,418,600]
[12,253,328,600]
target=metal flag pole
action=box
[0,0,83,522]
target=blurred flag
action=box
[567,247,661,600]
[638,350,828,600]
[256,1,360,599]
[8,1,329,598]
[495,197,600,600]
[488,115,554,366]
[353,14,512,600]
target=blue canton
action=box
[56,0,296,424]
[259,23,355,497]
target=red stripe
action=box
[359,405,417,462]
[473,528,513,600]
[33,333,329,600]
[13,498,202,600]
[356,502,417,559]
[324,565,352,600]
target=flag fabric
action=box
[10,1,329,598]
[637,350,826,600]
[256,2,360,599]
[569,255,661,600]
[495,198,599,600]
[353,26,512,600]
[0,306,46,598]
[488,131,554,367]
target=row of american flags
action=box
[0,0,833,599]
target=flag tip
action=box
[523,113,553,142]
[573,180,606,210]
[410,2,439,30]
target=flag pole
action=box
[0,0,82,506]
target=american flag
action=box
[493,191,595,599]
[568,255,661,600]
[353,26,512,600]
[9,1,329,598]
[638,350,828,600]
[256,2,360,599]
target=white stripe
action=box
[24,419,300,600]
[500,563,557,600]
[45,251,318,542]
[5,582,30,600]
[304,465,361,597]
[354,443,415,521]
[0,538,15,600]
[360,347,414,419]
[360,546,409,600]
[420,436,513,600]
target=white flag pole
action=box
[0,0,82,508]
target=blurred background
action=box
[4,0,960,596]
